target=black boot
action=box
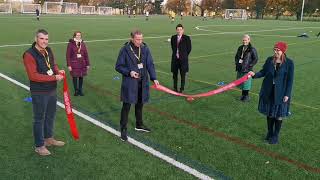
[73,77,78,96]
[78,77,84,96]
[242,90,250,102]
[74,89,79,96]
[265,117,274,141]
[269,119,282,144]
[240,90,245,101]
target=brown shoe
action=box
[35,146,51,156]
[44,138,65,147]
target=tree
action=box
[255,0,267,19]
[235,0,254,9]
[222,0,235,9]
[166,0,191,14]
[201,0,221,12]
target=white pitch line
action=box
[195,26,320,35]
[2,25,318,48]
[0,35,171,48]
[0,72,213,180]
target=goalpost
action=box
[21,3,41,14]
[80,6,95,15]
[97,7,113,15]
[43,2,78,14]
[225,9,248,20]
[0,3,12,14]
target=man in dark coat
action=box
[171,24,192,93]
[235,34,258,102]
[115,30,160,141]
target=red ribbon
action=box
[151,73,252,101]
[61,72,80,140]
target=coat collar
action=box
[124,42,146,63]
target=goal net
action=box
[80,6,95,15]
[97,7,113,15]
[44,2,78,14]
[224,9,248,20]
[21,3,41,14]
[0,3,12,14]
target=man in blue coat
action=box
[115,30,160,141]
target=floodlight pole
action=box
[300,0,305,21]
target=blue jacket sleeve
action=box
[145,47,157,81]
[285,60,294,97]
[253,59,268,79]
[115,47,130,76]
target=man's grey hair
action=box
[130,29,142,38]
[35,29,48,37]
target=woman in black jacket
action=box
[235,34,258,102]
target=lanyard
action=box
[241,46,248,59]
[43,49,51,69]
[130,45,141,62]
[76,42,81,53]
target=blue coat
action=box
[115,42,157,104]
[254,56,294,105]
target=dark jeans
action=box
[120,81,143,130]
[31,92,57,147]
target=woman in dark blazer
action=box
[250,42,294,144]
[66,31,90,96]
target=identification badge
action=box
[77,54,82,58]
[238,59,243,64]
[47,69,53,76]
[138,63,144,69]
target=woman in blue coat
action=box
[250,42,294,144]
[115,30,160,141]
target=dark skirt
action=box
[258,85,291,118]
[258,98,290,118]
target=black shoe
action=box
[174,88,178,92]
[78,90,84,96]
[240,95,245,101]
[264,133,273,141]
[179,89,184,93]
[120,128,127,141]
[74,90,79,96]
[268,136,279,144]
[135,125,151,132]
[242,95,250,102]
